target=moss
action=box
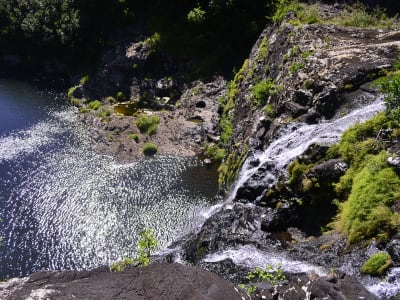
[289,61,305,74]
[98,109,111,117]
[80,75,89,85]
[88,100,101,110]
[128,134,139,142]
[335,151,400,244]
[70,97,81,107]
[135,115,160,135]
[361,252,392,276]
[257,36,269,61]
[67,86,78,100]
[218,145,249,188]
[287,160,309,188]
[251,79,280,107]
[263,104,275,118]
[142,142,158,156]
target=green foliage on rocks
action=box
[135,115,160,135]
[251,79,281,107]
[336,3,398,29]
[374,71,400,121]
[239,264,286,295]
[361,252,392,276]
[88,100,101,110]
[110,228,157,271]
[137,228,158,266]
[142,142,158,155]
[335,151,400,244]
[272,0,320,25]
[204,143,226,161]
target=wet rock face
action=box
[253,273,378,300]
[0,263,245,300]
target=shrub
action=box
[336,3,397,29]
[116,92,126,102]
[110,257,135,272]
[137,228,158,266]
[205,143,226,161]
[135,115,160,135]
[128,134,139,142]
[374,72,400,121]
[88,100,101,110]
[272,0,320,25]
[361,252,392,276]
[142,142,158,155]
[187,5,206,24]
[336,151,400,244]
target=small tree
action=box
[137,228,158,266]
[375,73,400,121]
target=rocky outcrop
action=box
[0,263,245,300]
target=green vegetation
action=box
[98,109,111,117]
[88,100,101,110]
[110,257,135,272]
[110,228,158,271]
[335,151,400,244]
[374,72,400,121]
[80,75,89,85]
[144,32,161,54]
[336,3,398,29]
[142,142,158,155]
[251,79,281,107]
[289,61,305,74]
[204,143,226,161]
[239,264,286,295]
[187,5,206,25]
[116,92,126,102]
[136,228,158,266]
[272,0,320,25]
[135,115,160,135]
[128,133,139,142]
[361,252,392,276]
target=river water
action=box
[0,79,218,278]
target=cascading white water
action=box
[230,97,385,200]
[200,96,400,299]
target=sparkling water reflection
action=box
[0,80,218,278]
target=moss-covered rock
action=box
[361,252,392,276]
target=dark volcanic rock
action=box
[0,263,244,300]
[254,272,378,300]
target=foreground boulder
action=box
[0,263,244,300]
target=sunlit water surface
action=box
[0,79,218,278]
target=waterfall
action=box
[229,97,385,200]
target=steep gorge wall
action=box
[219,14,400,193]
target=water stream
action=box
[230,97,385,200]
[0,79,218,278]
[203,96,400,298]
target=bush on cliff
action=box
[135,115,160,135]
[142,142,158,156]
